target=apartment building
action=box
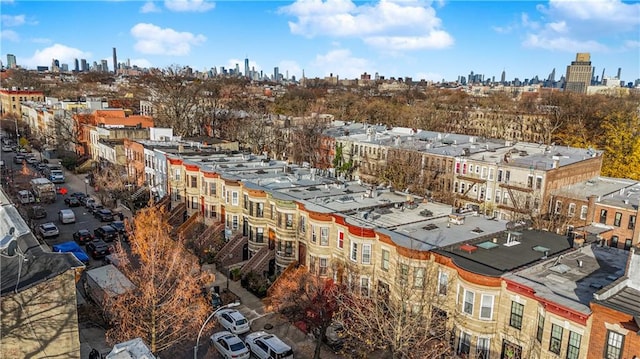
[0,88,44,117]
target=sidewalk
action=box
[202,264,342,359]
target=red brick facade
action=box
[588,302,640,359]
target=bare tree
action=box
[288,120,328,166]
[91,165,129,208]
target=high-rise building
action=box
[274,67,280,82]
[6,54,17,69]
[81,59,88,72]
[244,57,249,79]
[617,67,622,80]
[74,58,79,72]
[101,59,109,73]
[112,47,118,74]
[564,52,593,93]
[500,70,506,84]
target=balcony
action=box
[499,182,534,193]
[456,174,486,183]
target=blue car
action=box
[52,241,90,264]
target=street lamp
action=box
[84,178,89,196]
[193,301,240,359]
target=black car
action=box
[73,229,94,244]
[85,239,112,259]
[64,196,81,207]
[70,192,86,200]
[87,203,104,214]
[95,209,114,222]
[94,225,118,242]
[109,220,129,240]
[28,205,47,219]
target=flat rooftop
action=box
[504,244,629,315]
[554,177,639,210]
[435,228,575,277]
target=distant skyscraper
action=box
[112,47,118,74]
[101,59,109,72]
[81,59,88,72]
[601,68,606,84]
[564,53,592,93]
[244,57,249,78]
[617,67,621,79]
[274,67,280,82]
[235,63,240,76]
[6,54,16,69]
[74,58,79,72]
[61,63,69,72]
[51,58,60,72]
[500,70,506,84]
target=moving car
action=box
[73,229,94,244]
[38,222,60,238]
[215,309,250,335]
[244,331,294,359]
[85,239,112,260]
[210,331,250,359]
[94,225,118,242]
[64,196,81,207]
[95,208,114,222]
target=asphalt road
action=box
[1,149,119,269]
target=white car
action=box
[215,309,250,335]
[2,145,12,152]
[38,222,60,238]
[245,331,294,359]
[209,331,250,359]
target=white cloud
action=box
[30,37,51,44]
[1,14,25,27]
[280,0,453,51]
[130,23,206,56]
[278,60,302,79]
[521,0,639,51]
[1,30,19,42]
[164,0,215,12]
[311,49,370,78]
[20,44,92,69]
[623,40,640,49]
[140,1,161,13]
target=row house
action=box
[0,88,44,117]
[89,125,150,163]
[164,153,636,359]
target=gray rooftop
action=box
[1,189,84,296]
[505,244,629,315]
[554,176,640,210]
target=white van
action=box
[58,209,76,224]
[18,190,35,204]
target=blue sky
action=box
[1,0,639,83]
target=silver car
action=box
[38,222,59,238]
[210,331,250,359]
[215,309,250,335]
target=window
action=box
[190,175,197,188]
[174,168,181,181]
[398,264,409,285]
[480,294,494,320]
[477,337,490,359]
[488,168,494,180]
[209,205,217,218]
[337,231,344,249]
[191,196,198,209]
[549,324,563,354]
[320,227,329,245]
[568,203,576,217]
[413,267,425,288]
[362,244,371,264]
[536,313,545,342]
[536,176,543,190]
[298,215,306,232]
[614,212,622,227]
[458,331,471,355]
[555,201,563,214]
[209,182,216,197]
[566,331,581,359]
[505,170,510,183]
[625,239,632,250]
[350,242,357,262]
[381,250,389,271]
[256,203,264,217]
[509,301,524,329]
[463,290,474,315]
[231,191,238,205]
[438,271,448,295]
[243,194,248,209]
[495,190,501,203]
[599,209,608,224]
[580,205,588,220]
[360,277,370,297]
[527,175,534,188]
[611,236,619,248]
[232,215,238,230]
[629,215,636,230]
[319,258,328,276]
[605,331,624,359]
[256,228,264,243]
[311,225,317,243]
[270,204,274,219]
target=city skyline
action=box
[1,0,639,83]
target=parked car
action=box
[210,331,250,359]
[95,208,114,222]
[88,203,104,215]
[323,322,346,351]
[36,163,48,173]
[94,225,118,242]
[109,220,129,241]
[38,222,59,238]
[28,205,47,219]
[83,196,96,207]
[244,331,294,359]
[85,239,112,259]
[64,196,81,207]
[73,229,94,244]
[215,309,250,335]
[70,191,86,199]
[25,156,38,164]
[13,155,24,164]
[2,145,12,152]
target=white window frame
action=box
[360,276,370,297]
[311,225,317,243]
[381,249,390,271]
[362,243,371,264]
[414,267,425,288]
[480,294,494,320]
[231,191,239,206]
[580,205,588,220]
[463,289,475,315]
[350,242,358,262]
[320,227,329,246]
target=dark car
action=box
[95,208,114,222]
[13,155,24,164]
[85,239,112,259]
[28,205,47,219]
[109,220,129,241]
[94,225,118,242]
[87,203,104,214]
[70,192,86,200]
[64,196,81,207]
[73,229,94,244]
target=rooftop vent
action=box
[422,224,438,231]
[459,244,478,254]
[549,264,571,274]
[471,227,484,234]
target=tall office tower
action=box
[112,47,117,74]
[564,52,593,93]
[617,67,621,79]
[74,58,79,72]
[601,68,606,84]
[61,64,69,72]
[81,59,88,72]
[234,63,240,76]
[591,67,597,85]
[6,54,17,69]
[500,69,506,84]
[244,57,249,78]
[127,58,131,68]
[274,67,280,82]
[101,59,108,72]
